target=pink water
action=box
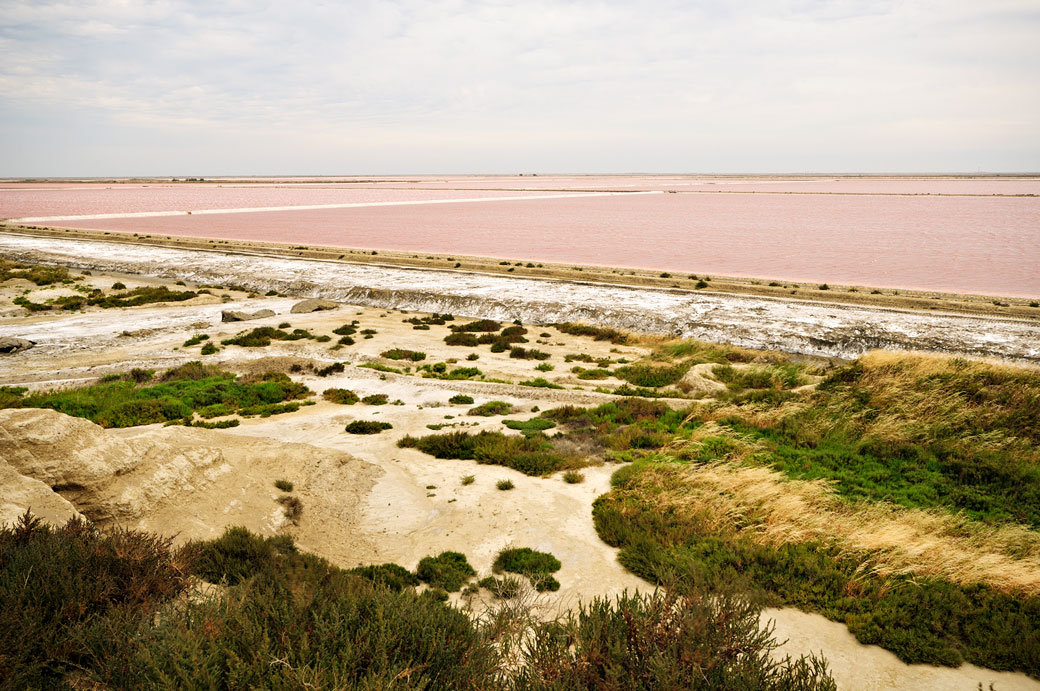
[2,177,1038,297]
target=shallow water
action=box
[2,177,1038,297]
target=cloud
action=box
[1,0,1038,174]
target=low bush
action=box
[315,362,346,376]
[381,348,426,361]
[416,551,476,592]
[519,378,563,389]
[468,400,514,416]
[496,479,515,491]
[346,563,420,591]
[9,363,309,428]
[361,394,389,405]
[345,420,393,434]
[323,387,359,404]
[182,333,209,347]
[449,319,501,333]
[278,495,303,524]
[493,547,561,591]
[274,479,294,492]
[563,470,585,484]
[553,322,629,344]
[444,332,480,346]
[399,430,568,475]
[449,394,474,404]
[0,259,71,285]
[614,362,688,388]
[503,417,557,437]
[478,575,524,599]
[510,346,550,360]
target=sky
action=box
[1,0,1038,176]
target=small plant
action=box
[183,333,210,347]
[466,352,480,361]
[461,475,475,486]
[534,362,555,372]
[382,348,426,361]
[449,394,475,404]
[415,551,476,591]
[315,362,345,376]
[361,394,389,405]
[819,284,830,290]
[278,495,303,524]
[345,420,393,434]
[468,400,513,416]
[478,575,523,599]
[519,377,563,389]
[323,388,359,404]
[278,322,291,329]
[274,479,294,492]
[493,547,561,592]
[563,471,585,484]
[496,480,515,491]
[695,280,708,289]
[111,281,126,290]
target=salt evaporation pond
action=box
[2,176,1038,297]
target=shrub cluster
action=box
[381,348,426,361]
[345,420,393,434]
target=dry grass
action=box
[633,460,1040,596]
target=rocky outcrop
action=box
[0,409,379,540]
[290,298,338,314]
[0,337,34,354]
[221,308,275,322]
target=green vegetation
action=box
[468,400,513,416]
[444,332,480,346]
[314,362,345,376]
[510,346,550,360]
[221,326,316,347]
[345,420,393,434]
[1,363,309,428]
[573,367,612,379]
[416,551,476,591]
[13,285,198,312]
[594,461,1040,676]
[478,575,522,599]
[701,353,1040,527]
[519,377,563,389]
[323,387,359,404]
[332,321,359,335]
[420,363,483,380]
[503,417,557,437]
[553,322,629,344]
[461,474,476,485]
[496,479,515,491]
[614,362,689,388]
[274,479,294,492]
[493,547,562,592]
[399,430,569,475]
[563,470,585,484]
[361,394,389,405]
[0,259,72,285]
[358,362,403,374]
[405,313,455,328]
[450,319,501,332]
[277,495,303,524]
[1,516,834,689]
[381,348,426,361]
[182,333,209,347]
[199,342,218,355]
[534,362,554,372]
[449,393,475,404]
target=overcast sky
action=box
[1,0,1038,176]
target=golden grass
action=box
[633,460,1040,596]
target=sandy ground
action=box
[1,263,1038,691]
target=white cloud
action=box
[0,0,1037,174]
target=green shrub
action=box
[534,362,554,372]
[0,513,193,689]
[444,332,480,346]
[493,547,561,591]
[381,348,426,361]
[345,420,393,434]
[278,495,303,524]
[182,333,209,347]
[496,479,515,491]
[323,388,359,404]
[614,362,688,388]
[358,362,402,374]
[0,259,72,285]
[461,474,476,485]
[415,551,476,591]
[563,470,585,484]
[510,346,550,360]
[346,563,420,591]
[274,479,294,492]
[449,319,501,333]
[361,394,389,405]
[517,588,835,689]
[332,322,359,335]
[574,367,612,379]
[503,417,557,437]
[449,394,475,404]
[554,322,629,344]
[89,286,197,308]
[519,377,563,389]
[398,430,567,475]
[468,400,514,416]
[315,362,346,376]
[199,342,218,355]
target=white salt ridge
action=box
[1,233,1037,364]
